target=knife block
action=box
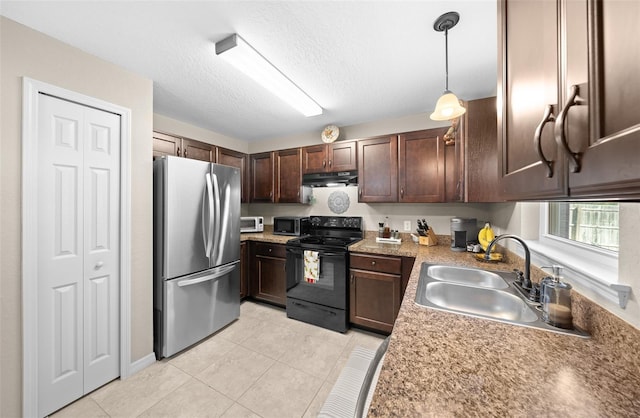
[419,228,438,246]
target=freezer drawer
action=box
[157,261,240,358]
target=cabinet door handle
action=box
[351,275,354,285]
[329,160,332,167]
[323,159,326,168]
[534,104,556,178]
[184,149,188,158]
[554,84,584,173]
[176,147,181,157]
[400,188,404,199]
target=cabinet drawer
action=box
[254,242,286,258]
[350,253,401,275]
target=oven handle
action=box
[317,251,345,257]
[286,247,345,258]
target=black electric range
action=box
[285,216,363,332]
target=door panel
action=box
[210,163,241,267]
[275,148,302,203]
[38,95,85,416]
[37,94,121,416]
[565,0,640,197]
[357,136,398,202]
[349,269,401,334]
[182,138,214,161]
[52,283,80,381]
[302,144,327,174]
[162,156,211,278]
[162,264,240,357]
[83,106,120,392]
[398,129,446,202]
[498,0,567,199]
[329,142,357,172]
[250,152,274,202]
[216,147,249,203]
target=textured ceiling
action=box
[1,1,497,142]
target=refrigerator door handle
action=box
[204,173,215,257]
[201,179,207,255]
[215,183,231,266]
[176,262,239,287]
[211,172,221,264]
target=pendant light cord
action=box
[444,27,449,92]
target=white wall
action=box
[490,202,640,329]
[250,186,492,235]
[154,113,250,153]
[248,113,449,153]
[1,17,154,417]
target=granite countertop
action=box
[239,231,293,245]
[351,236,640,417]
[241,233,640,415]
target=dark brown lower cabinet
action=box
[349,253,415,334]
[240,241,248,299]
[249,242,287,306]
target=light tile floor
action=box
[51,301,385,418]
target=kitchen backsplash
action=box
[247,186,494,235]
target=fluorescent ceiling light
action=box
[215,34,323,117]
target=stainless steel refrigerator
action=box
[153,156,241,358]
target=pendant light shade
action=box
[430,12,466,121]
[430,91,466,120]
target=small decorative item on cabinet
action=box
[418,228,438,246]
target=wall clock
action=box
[321,125,339,143]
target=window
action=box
[548,202,619,252]
[519,202,628,310]
[530,202,619,289]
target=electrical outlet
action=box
[403,220,411,231]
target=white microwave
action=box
[240,216,264,233]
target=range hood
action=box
[302,171,358,187]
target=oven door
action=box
[286,245,347,310]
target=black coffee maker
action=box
[450,217,477,252]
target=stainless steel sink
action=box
[423,281,537,323]
[415,263,589,338]
[425,265,508,289]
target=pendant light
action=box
[430,12,466,121]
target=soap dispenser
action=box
[540,265,573,329]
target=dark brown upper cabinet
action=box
[461,97,502,203]
[275,148,303,203]
[250,152,275,203]
[562,0,640,198]
[302,141,357,174]
[153,132,180,159]
[398,128,446,203]
[181,137,215,162]
[358,129,450,203]
[498,0,566,200]
[498,0,640,200]
[357,135,398,202]
[217,147,249,203]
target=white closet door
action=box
[83,105,120,393]
[37,94,120,416]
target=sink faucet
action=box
[485,234,531,288]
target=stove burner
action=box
[297,236,360,247]
[287,216,363,249]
